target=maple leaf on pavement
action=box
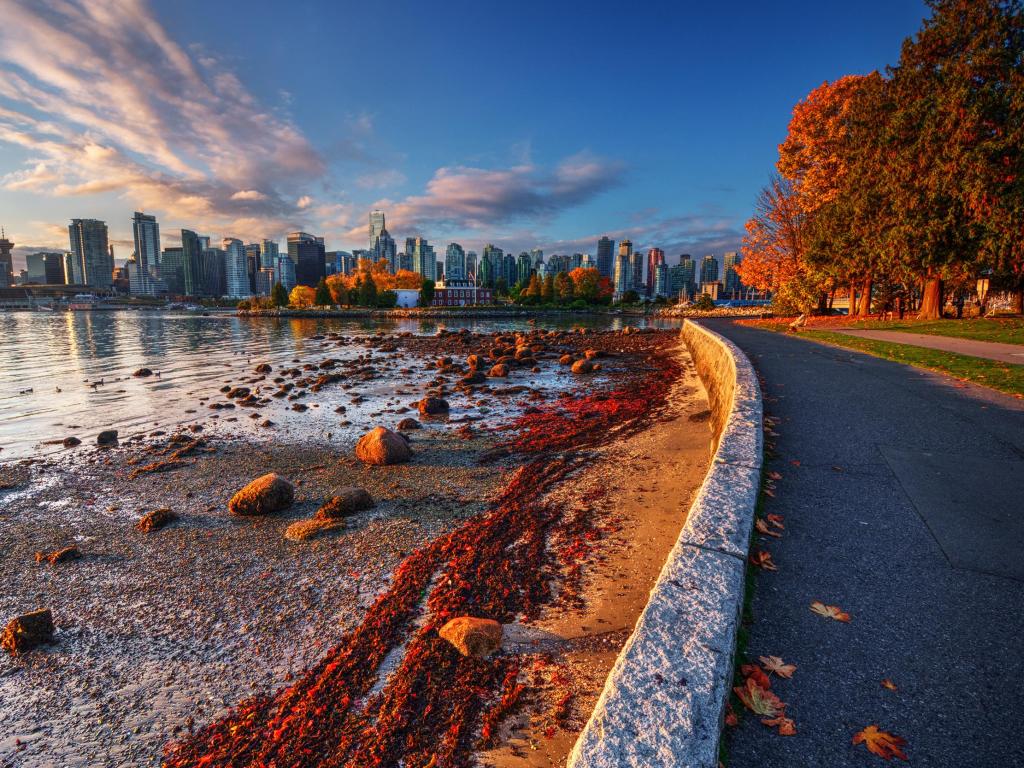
[750,550,778,571]
[759,655,797,678]
[766,513,785,529]
[853,725,908,761]
[755,519,782,538]
[768,471,783,481]
[810,601,851,622]
[740,664,771,690]
[762,715,797,735]
[724,703,738,727]
[733,677,785,718]
[881,678,898,691]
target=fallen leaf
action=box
[724,703,738,727]
[881,678,898,692]
[759,655,797,678]
[810,601,851,622]
[740,664,771,690]
[790,459,801,466]
[766,514,785,529]
[762,488,776,498]
[750,550,778,571]
[733,677,785,718]
[831,465,844,472]
[755,519,783,538]
[768,471,783,481]
[852,725,908,761]
[762,715,797,735]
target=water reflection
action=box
[0,311,678,459]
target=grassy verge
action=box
[801,330,1024,397]
[738,317,1023,344]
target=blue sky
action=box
[0,0,927,268]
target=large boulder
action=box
[316,488,375,519]
[285,518,345,542]
[228,473,295,516]
[439,616,503,658]
[355,427,412,466]
[418,397,450,416]
[1,608,54,656]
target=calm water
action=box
[0,310,678,459]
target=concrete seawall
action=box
[567,319,763,768]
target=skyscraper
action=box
[646,248,665,297]
[678,254,696,298]
[466,251,478,281]
[368,210,386,252]
[130,212,161,296]
[288,231,326,287]
[630,250,644,294]
[596,236,615,279]
[223,238,252,298]
[445,242,466,280]
[259,239,279,270]
[0,228,13,288]
[180,229,203,296]
[408,236,436,280]
[161,247,186,294]
[530,248,544,268]
[723,251,743,295]
[200,246,226,297]
[700,255,719,286]
[373,227,397,271]
[68,219,112,287]
[613,253,630,298]
[517,252,533,285]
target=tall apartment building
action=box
[445,242,466,280]
[223,238,252,298]
[130,211,161,296]
[287,231,326,287]
[0,228,13,288]
[646,247,665,297]
[68,218,112,287]
[596,236,615,279]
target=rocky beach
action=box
[1,321,710,768]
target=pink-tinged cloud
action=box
[0,0,324,241]
[345,152,623,241]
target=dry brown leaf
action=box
[881,678,898,691]
[733,677,785,718]
[810,601,851,622]
[756,519,783,538]
[852,725,908,761]
[762,715,797,735]
[750,550,778,571]
[759,655,797,678]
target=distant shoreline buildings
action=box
[0,209,753,303]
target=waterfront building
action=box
[259,239,279,270]
[277,254,296,291]
[503,252,517,287]
[630,250,644,294]
[180,229,204,296]
[223,238,252,298]
[667,263,687,299]
[517,252,533,285]
[700,254,719,285]
[68,219,112,287]
[445,242,466,280]
[25,252,65,284]
[0,228,12,288]
[613,253,630,298]
[432,279,493,306]
[254,268,275,296]
[287,231,326,287]
[407,236,436,280]
[161,247,186,294]
[478,252,494,287]
[724,251,743,295]
[200,247,226,297]
[596,236,615,279]
[654,262,668,297]
[466,251,477,281]
[646,247,665,297]
[130,212,161,296]
[368,210,386,252]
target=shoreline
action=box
[2,325,709,767]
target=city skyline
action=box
[0,0,927,270]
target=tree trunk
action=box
[918,277,944,320]
[849,285,858,317]
[828,290,835,310]
[858,275,873,317]
[1014,279,1024,315]
[816,292,828,314]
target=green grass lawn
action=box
[801,330,1024,397]
[841,317,1023,344]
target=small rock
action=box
[284,518,345,542]
[228,473,295,516]
[418,397,450,416]
[132,368,153,377]
[34,545,81,565]
[396,418,421,431]
[96,430,119,446]
[62,436,81,448]
[136,508,176,532]
[571,359,594,374]
[559,354,573,365]
[488,364,509,378]
[439,616,503,658]
[1,608,54,656]
[316,488,375,519]
[355,427,412,465]
[254,363,273,374]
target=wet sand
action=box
[1,327,710,768]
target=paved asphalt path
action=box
[703,320,1024,767]
[833,328,1024,365]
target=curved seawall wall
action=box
[568,319,763,768]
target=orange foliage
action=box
[325,259,422,304]
[852,725,908,761]
[288,285,316,307]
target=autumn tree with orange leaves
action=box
[747,0,1024,318]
